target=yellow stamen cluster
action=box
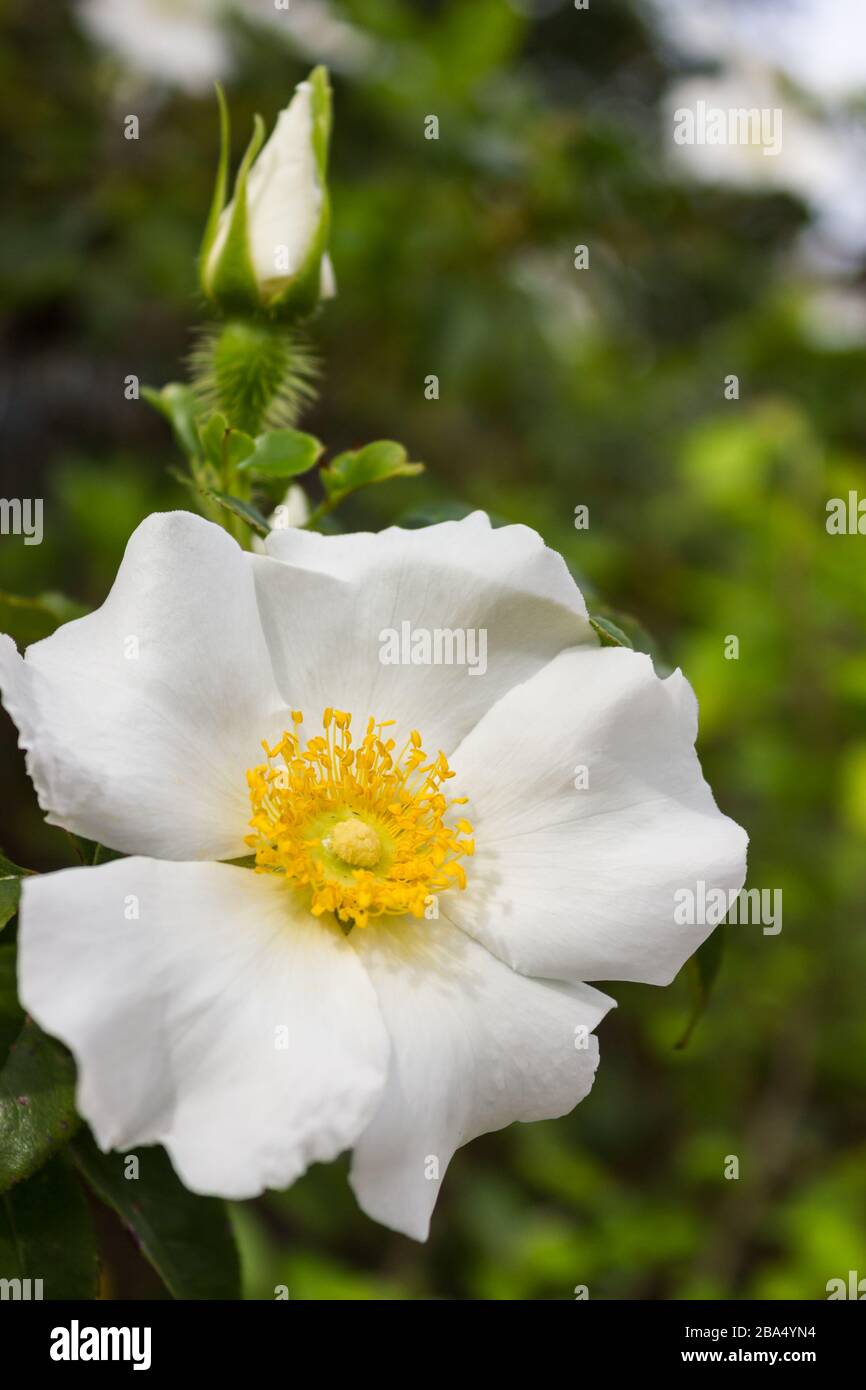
[245,709,474,930]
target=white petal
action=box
[319,251,337,299]
[0,511,288,860]
[209,79,323,291]
[271,482,311,531]
[247,81,323,287]
[18,860,389,1199]
[254,512,594,754]
[348,917,613,1241]
[447,646,748,985]
[77,0,231,94]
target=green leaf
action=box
[675,929,726,1050]
[71,1132,241,1300]
[589,614,634,649]
[0,1156,98,1299]
[0,945,24,1059]
[0,882,20,934]
[321,440,424,502]
[207,490,271,538]
[0,1021,79,1191]
[0,855,29,877]
[200,414,256,475]
[237,428,323,480]
[200,411,228,464]
[0,852,32,933]
[226,431,255,469]
[142,383,202,461]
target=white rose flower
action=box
[665,73,866,259]
[76,0,375,94]
[0,511,746,1240]
[649,0,866,105]
[77,0,232,95]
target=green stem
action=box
[302,494,342,531]
[220,430,250,547]
[189,319,318,436]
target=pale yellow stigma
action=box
[245,709,474,930]
[329,817,381,868]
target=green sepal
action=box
[205,113,267,314]
[198,83,231,281]
[309,65,332,179]
[589,614,634,649]
[675,928,726,1050]
[589,609,663,660]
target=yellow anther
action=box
[245,709,473,930]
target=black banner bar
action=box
[4,1298,861,1375]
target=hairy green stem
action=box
[189,319,319,436]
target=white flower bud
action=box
[201,69,334,320]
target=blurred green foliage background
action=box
[1,0,864,1299]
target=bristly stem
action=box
[189,319,319,437]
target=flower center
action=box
[245,709,474,930]
[328,817,382,868]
